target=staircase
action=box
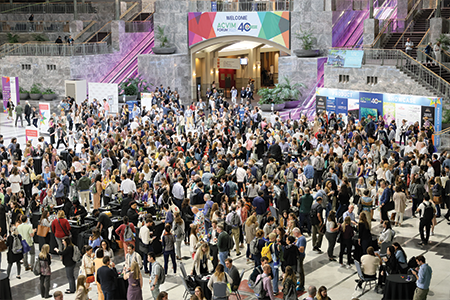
[86,31,109,43]
[131,12,152,21]
[382,9,434,58]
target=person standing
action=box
[405,38,414,58]
[6,226,23,279]
[15,102,23,127]
[226,204,241,256]
[161,224,176,275]
[299,187,314,235]
[124,261,143,300]
[97,256,118,300]
[417,194,435,246]
[51,210,71,252]
[54,237,76,294]
[149,252,164,300]
[38,244,52,298]
[17,215,36,271]
[24,101,32,126]
[217,224,230,268]
[293,227,306,292]
[411,255,432,300]
[433,42,441,64]
[32,106,38,127]
[311,197,324,253]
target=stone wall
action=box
[278,56,319,102]
[324,64,438,97]
[138,53,191,103]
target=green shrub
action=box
[42,88,55,95]
[7,33,19,43]
[19,87,29,93]
[30,83,43,94]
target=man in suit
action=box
[96,256,118,300]
[24,101,32,126]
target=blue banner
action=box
[336,98,348,115]
[359,92,383,119]
[326,98,336,115]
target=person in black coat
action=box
[24,101,32,126]
[54,237,76,294]
[282,236,299,272]
[377,245,399,289]
[127,201,140,226]
[6,228,23,279]
[97,255,118,299]
[68,199,87,224]
[0,203,7,237]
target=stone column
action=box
[110,20,125,51]
[73,0,78,20]
[397,0,409,19]
[115,0,120,20]
[69,20,83,38]
[430,17,444,44]
[364,18,380,47]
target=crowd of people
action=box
[0,83,441,300]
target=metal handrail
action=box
[369,1,398,48]
[0,42,111,57]
[362,48,450,97]
[83,21,111,44]
[393,0,426,48]
[0,20,70,33]
[74,20,98,41]
[119,2,139,20]
[0,2,97,14]
[417,48,450,75]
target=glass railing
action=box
[210,0,292,12]
[0,3,97,14]
[0,21,70,33]
[0,42,112,57]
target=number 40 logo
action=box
[238,23,252,32]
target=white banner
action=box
[217,58,241,70]
[395,104,421,141]
[88,82,119,113]
[26,128,39,147]
[39,102,51,134]
[141,93,153,110]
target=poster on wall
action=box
[39,102,51,134]
[188,12,290,49]
[2,76,19,112]
[348,109,359,120]
[359,92,383,120]
[383,102,396,125]
[141,93,153,110]
[360,107,378,120]
[316,95,327,115]
[26,128,39,146]
[327,50,364,68]
[88,82,119,113]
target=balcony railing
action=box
[211,0,292,12]
[0,21,70,33]
[0,3,97,14]
[125,20,154,33]
[0,42,112,58]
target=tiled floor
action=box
[1,113,450,300]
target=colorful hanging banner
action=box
[39,102,51,134]
[2,76,19,112]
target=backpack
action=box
[157,262,166,284]
[72,245,81,263]
[261,242,273,263]
[256,167,263,182]
[33,258,41,276]
[90,182,97,194]
[343,163,353,177]
[174,223,184,239]
[422,202,434,223]
[287,168,295,182]
[224,183,231,197]
[250,237,260,255]
[253,275,267,299]
[267,164,275,178]
[12,235,23,254]
[124,225,134,242]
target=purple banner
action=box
[2,76,10,112]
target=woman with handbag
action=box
[6,226,23,279]
[81,245,95,285]
[37,210,51,250]
[51,210,71,252]
[281,266,297,300]
[38,244,52,298]
[124,261,143,300]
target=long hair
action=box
[282,265,296,285]
[359,212,370,229]
[76,275,88,294]
[214,264,225,282]
[131,261,141,280]
[342,216,351,232]
[39,244,50,259]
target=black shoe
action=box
[418,241,424,245]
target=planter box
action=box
[20,93,29,100]
[152,47,176,55]
[294,49,321,58]
[29,93,42,100]
[260,103,285,112]
[43,94,56,100]
[284,100,301,108]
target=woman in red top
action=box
[115,216,136,255]
[51,210,71,252]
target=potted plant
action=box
[257,87,285,112]
[42,88,56,100]
[19,87,29,100]
[276,76,306,108]
[152,25,176,55]
[293,26,320,57]
[29,83,43,100]
[118,75,153,103]
[437,34,450,51]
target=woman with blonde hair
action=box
[282,265,297,300]
[80,245,95,284]
[245,215,258,262]
[190,225,199,259]
[207,264,233,298]
[38,244,52,298]
[173,213,185,260]
[393,185,407,226]
[74,275,90,300]
[124,261,143,300]
[191,243,212,276]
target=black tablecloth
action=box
[195,275,212,300]
[0,272,12,300]
[383,274,416,300]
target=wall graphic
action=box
[39,102,51,134]
[88,83,119,113]
[2,76,19,112]
[188,12,290,49]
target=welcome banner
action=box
[188,11,290,49]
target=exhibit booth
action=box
[315,88,443,147]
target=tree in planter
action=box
[30,83,43,94]
[275,76,306,102]
[294,26,315,51]
[19,87,29,94]
[257,88,283,105]
[436,34,450,51]
[42,88,55,95]
[156,25,170,48]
